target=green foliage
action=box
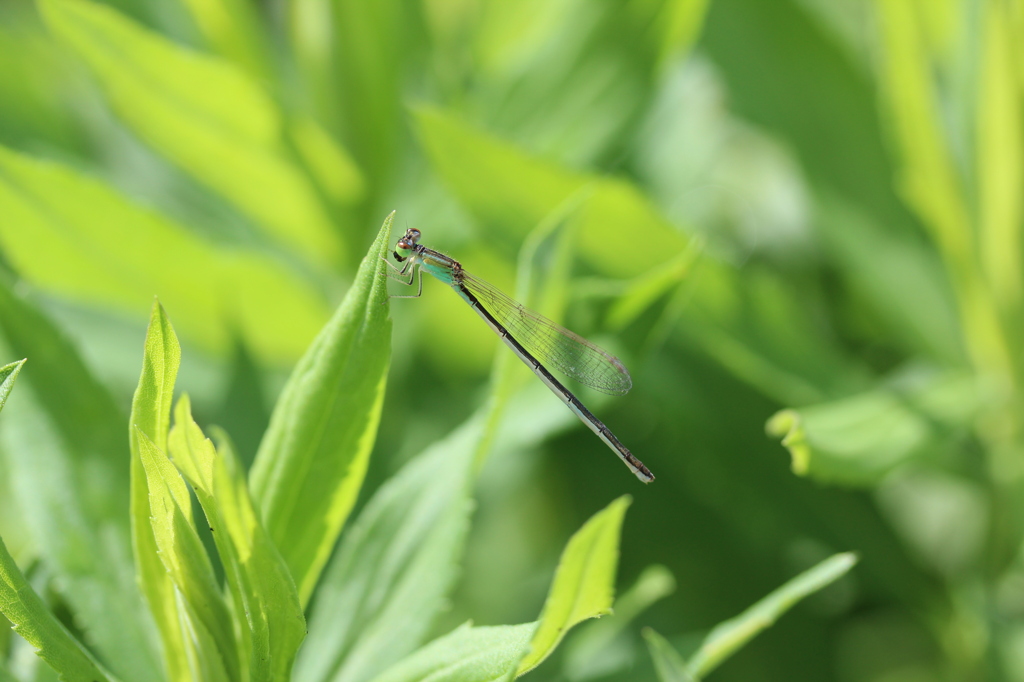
[1,0,1021,679]
[0,361,25,414]
[516,496,631,675]
[39,0,347,269]
[370,496,635,682]
[296,417,477,682]
[170,399,305,682]
[767,372,988,485]
[645,552,857,681]
[0,281,159,681]
[642,629,694,682]
[249,214,392,606]
[684,552,857,678]
[1,224,642,681]
[0,535,113,682]
[369,622,536,682]
[0,360,113,682]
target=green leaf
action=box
[463,2,663,167]
[371,495,632,681]
[135,426,237,680]
[39,0,346,268]
[129,301,190,682]
[562,564,677,680]
[0,282,162,681]
[874,0,1011,377]
[412,106,867,405]
[250,212,394,606]
[329,0,406,195]
[642,629,695,682]
[0,337,117,682]
[516,495,632,676]
[370,622,537,682]
[0,359,25,414]
[656,0,709,66]
[977,1,1024,341]
[686,552,858,678]
[168,397,306,682]
[767,371,987,486]
[0,145,331,365]
[296,416,478,682]
[290,117,366,206]
[0,534,114,682]
[411,106,687,278]
[605,250,698,332]
[814,194,963,364]
[177,0,268,78]
[677,257,870,406]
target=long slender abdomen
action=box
[453,283,654,483]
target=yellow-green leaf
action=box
[250,212,393,606]
[767,372,987,486]
[516,495,631,676]
[412,106,687,279]
[977,1,1023,325]
[0,145,331,365]
[686,553,858,678]
[136,426,237,680]
[169,397,306,681]
[371,622,537,682]
[39,0,345,268]
[129,302,189,682]
[0,360,25,414]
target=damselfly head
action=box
[394,228,422,260]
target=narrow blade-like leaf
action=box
[642,629,695,682]
[136,427,237,680]
[296,417,478,682]
[370,623,537,682]
[250,212,393,605]
[977,1,1024,339]
[686,552,858,678]
[129,302,189,682]
[875,0,1011,377]
[169,397,306,682]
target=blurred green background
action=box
[1,0,1022,679]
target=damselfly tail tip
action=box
[632,462,655,483]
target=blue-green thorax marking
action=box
[394,227,462,285]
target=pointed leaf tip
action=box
[0,359,27,414]
[516,495,632,675]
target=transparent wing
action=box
[461,271,632,395]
